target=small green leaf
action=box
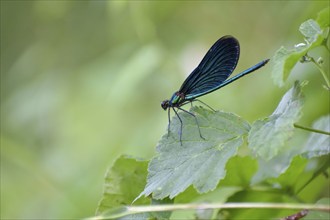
[316,7,330,29]
[271,7,329,87]
[299,19,323,42]
[271,46,307,87]
[248,82,304,160]
[96,155,149,215]
[302,115,330,158]
[137,107,250,200]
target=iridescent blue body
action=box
[169,92,184,105]
[161,36,269,145]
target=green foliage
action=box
[96,155,174,219]
[220,156,258,187]
[273,156,309,191]
[305,198,330,219]
[316,7,330,29]
[248,81,304,160]
[251,154,308,185]
[219,190,296,219]
[271,7,329,87]
[136,108,250,200]
[2,2,329,219]
[94,7,330,220]
[302,115,330,158]
[96,155,149,214]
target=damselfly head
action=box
[161,100,169,110]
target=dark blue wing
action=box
[179,36,240,99]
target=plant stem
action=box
[89,203,330,219]
[294,123,330,135]
[310,57,330,89]
[324,44,330,53]
[323,39,330,53]
[296,160,329,194]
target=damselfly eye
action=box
[161,100,169,110]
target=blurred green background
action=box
[1,1,329,219]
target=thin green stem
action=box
[296,160,329,194]
[294,123,330,135]
[322,38,330,53]
[324,44,330,53]
[310,57,330,89]
[89,203,330,219]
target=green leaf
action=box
[270,156,309,191]
[271,46,306,87]
[248,82,304,160]
[172,186,241,220]
[250,119,308,184]
[220,156,258,187]
[304,198,330,220]
[271,7,329,87]
[219,190,296,219]
[137,107,250,200]
[316,7,330,29]
[302,115,330,158]
[96,155,149,215]
[299,19,323,42]
[251,154,307,185]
